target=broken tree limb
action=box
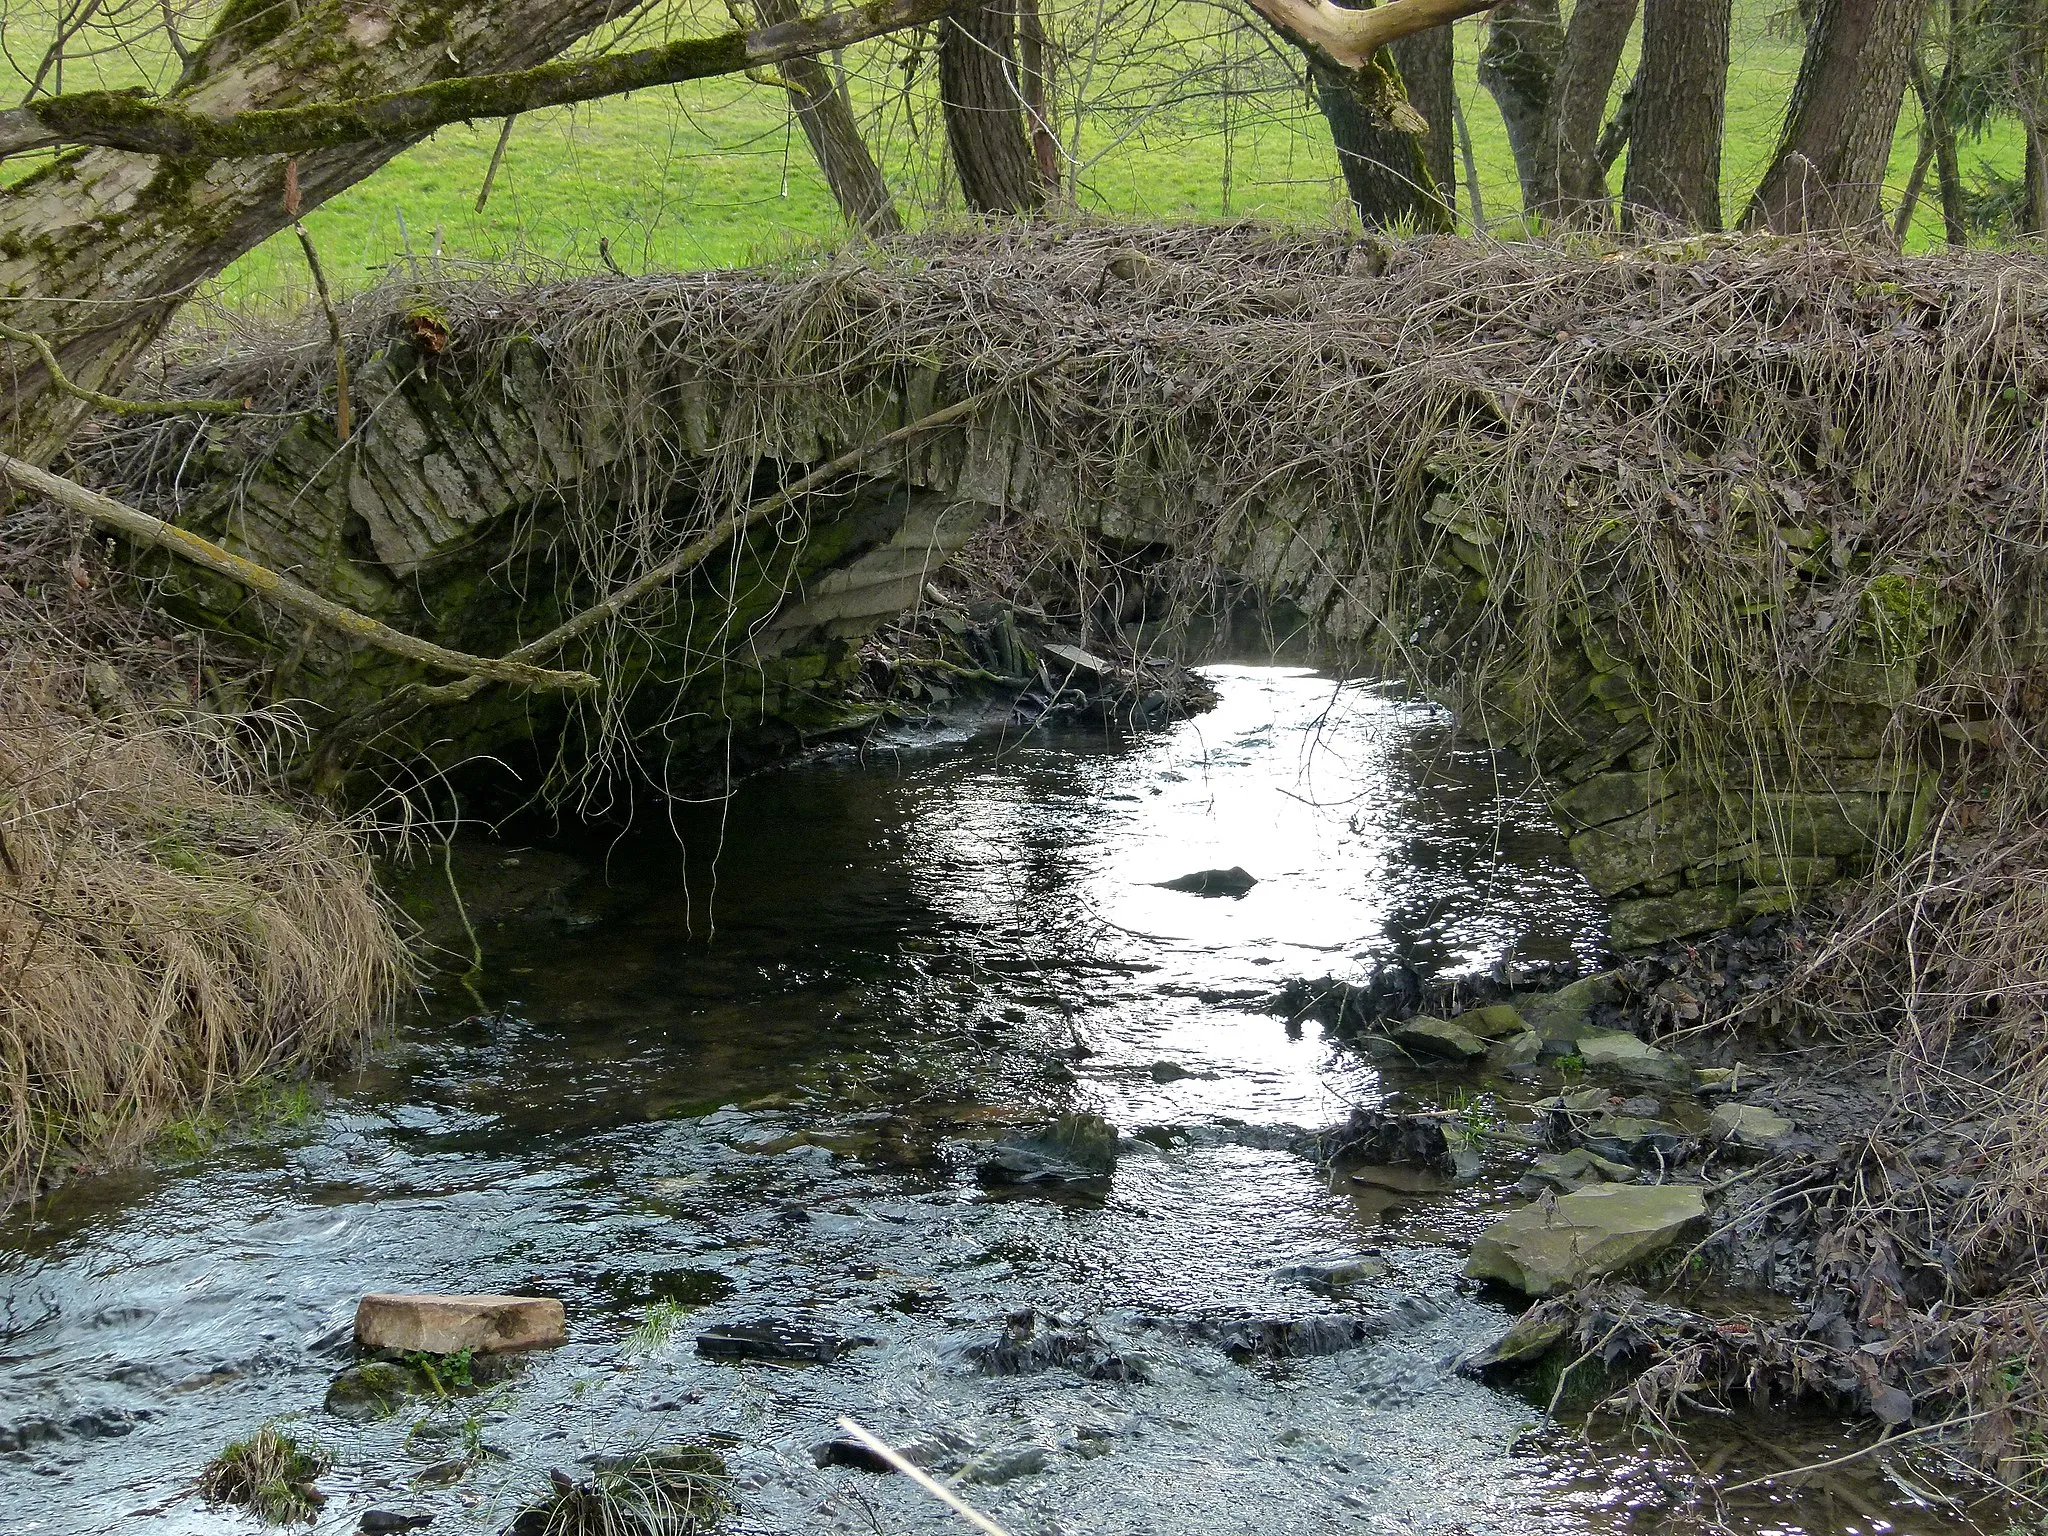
[0,454,599,693]
[0,0,950,161]
[1244,0,1501,74]
[0,318,249,417]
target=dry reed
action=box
[0,508,405,1201]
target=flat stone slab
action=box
[1709,1102,1796,1153]
[1576,1030,1691,1087]
[354,1293,565,1355]
[1155,866,1258,896]
[1456,1003,1530,1040]
[1465,1184,1707,1296]
[1390,1016,1488,1061]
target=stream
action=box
[0,666,1973,1534]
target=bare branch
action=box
[0,316,248,416]
[0,455,600,694]
[0,0,950,160]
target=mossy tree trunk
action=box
[1478,0,1636,223]
[1392,26,1457,207]
[0,0,628,462]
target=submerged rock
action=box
[324,1362,416,1423]
[1466,1184,1708,1296]
[1188,1312,1380,1360]
[978,1112,1118,1190]
[961,1311,1148,1383]
[695,1319,865,1364]
[353,1293,564,1356]
[1272,1257,1389,1297]
[1156,866,1259,897]
[1389,1016,1489,1061]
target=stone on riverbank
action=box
[1709,1102,1796,1154]
[1456,1003,1531,1040]
[1390,1016,1488,1061]
[1517,971,1624,1048]
[1465,1184,1707,1296]
[1576,1029,1691,1087]
[354,1294,564,1355]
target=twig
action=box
[292,217,352,442]
[0,317,247,417]
[475,115,516,212]
[1718,1412,1990,1496]
[0,454,599,693]
[835,1419,1015,1536]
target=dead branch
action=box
[1243,0,1500,73]
[0,318,248,418]
[0,455,599,693]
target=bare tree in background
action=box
[1744,0,1932,232]
[1621,0,1730,230]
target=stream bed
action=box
[0,666,1975,1534]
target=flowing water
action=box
[0,667,1980,1535]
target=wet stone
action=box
[1576,1030,1691,1087]
[1156,866,1258,896]
[963,1444,1049,1485]
[359,1512,433,1534]
[1320,1107,1481,1179]
[1517,1148,1637,1196]
[978,1111,1118,1190]
[1709,1102,1797,1153]
[1456,1002,1531,1040]
[1466,1184,1708,1296]
[354,1293,565,1356]
[695,1319,866,1364]
[1389,1016,1488,1061]
[1459,1311,1568,1374]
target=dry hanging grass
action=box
[0,512,405,1200]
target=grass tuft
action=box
[197,1424,330,1523]
[508,1446,733,1536]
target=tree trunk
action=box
[1541,0,1637,219]
[1391,26,1456,202]
[1622,0,1730,232]
[756,0,901,235]
[1016,0,1063,195]
[0,0,633,462]
[1910,50,1967,245]
[1742,0,1931,233]
[2018,15,2048,235]
[1310,51,1452,229]
[940,0,1044,214]
[1477,0,1564,211]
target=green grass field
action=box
[1,0,2030,307]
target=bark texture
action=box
[1392,25,1456,201]
[1542,0,1637,218]
[756,0,901,235]
[1743,0,1932,232]
[1311,51,1451,229]
[941,0,1044,214]
[1477,0,1564,210]
[1622,0,1731,231]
